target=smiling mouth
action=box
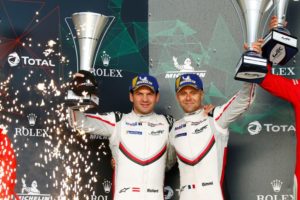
[141,104,150,107]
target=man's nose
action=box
[186,94,191,100]
[142,95,148,101]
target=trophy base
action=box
[234,52,268,84]
[262,29,298,65]
[65,90,99,108]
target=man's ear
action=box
[155,93,160,103]
[176,93,180,102]
[201,91,205,102]
[129,92,133,103]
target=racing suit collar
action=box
[184,108,204,116]
[131,110,155,118]
[183,108,205,121]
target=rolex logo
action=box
[27,113,37,126]
[102,180,112,193]
[271,179,283,193]
[101,51,111,67]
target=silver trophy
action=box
[234,0,270,83]
[65,12,114,107]
[262,0,298,65]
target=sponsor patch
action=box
[126,122,142,126]
[127,130,142,135]
[148,122,164,127]
[149,130,164,136]
[147,189,159,193]
[192,125,208,134]
[175,132,187,138]
[191,119,207,126]
[202,181,213,187]
[175,124,186,130]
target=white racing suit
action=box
[170,83,256,200]
[68,110,175,200]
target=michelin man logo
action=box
[180,75,195,86]
[7,52,20,67]
[21,178,40,194]
[271,179,283,193]
[137,76,152,85]
[247,121,262,135]
[173,56,194,72]
[102,180,112,193]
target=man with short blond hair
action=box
[170,73,256,199]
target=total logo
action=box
[164,186,174,200]
[247,121,295,135]
[92,51,123,78]
[17,177,53,200]
[7,52,55,67]
[256,179,294,200]
[164,56,207,79]
[14,113,49,138]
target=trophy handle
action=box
[92,16,115,69]
[65,16,80,72]
[261,4,275,38]
[230,0,246,50]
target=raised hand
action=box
[243,38,264,55]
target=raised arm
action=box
[260,64,299,104]
[259,14,299,104]
[214,83,256,129]
[68,108,120,137]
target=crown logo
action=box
[27,113,37,126]
[102,180,112,193]
[271,179,283,193]
[101,51,111,67]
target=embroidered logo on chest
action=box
[175,132,187,138]
[192,125,208,134]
